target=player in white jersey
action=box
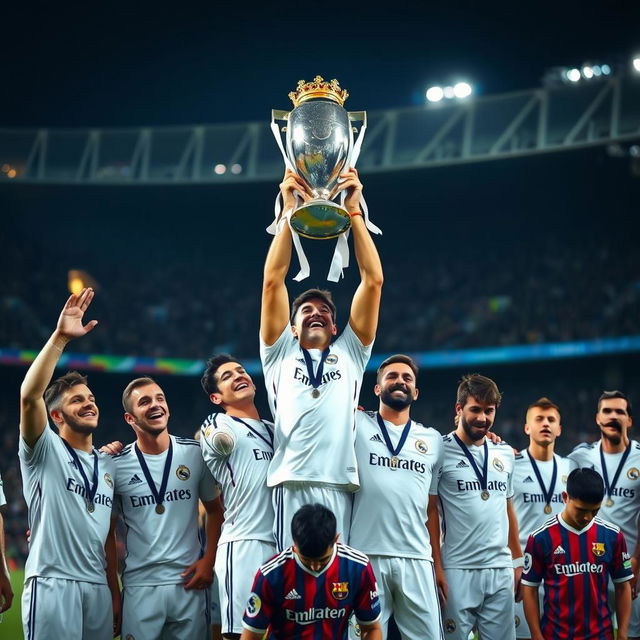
[113,376,220,640]
[260,169,383,551]
[18,288,120,639]
[568,389,640,640]
[0,472,14,615]
[349,354,444,640]
[511,397,577,639]
[200,354,277,639]
[429,374,522,640]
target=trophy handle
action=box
[270,109,295,173]
[346,110,367,169]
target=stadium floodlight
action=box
[592,65,602,77]
[443,86,455,99]
[231,163,242,174]
[214,163,226,175]
[633,57,640,73]
[453,82,472,98]
[601,64,612,75]
[566,68,581,82]
[426,86,444,102]
[581,66,594,79]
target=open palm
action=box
[56,288,98,339]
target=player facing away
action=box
[260,168,383,551]
[568,390,640,640]
[349,354,444,639]
[240,503,382,640]
[511,397,577,640]
[521,467,633,640]
[429,374,522,640]
[18,288,120,639]
[200,354,277,640]
[0,472,13,615]
[112,376,220,640]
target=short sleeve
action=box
[198,460,220,502]
[19,422,53,466]
[354,561,381,626]
[429,438,444,495]
[610,531,634,584]
[506,449,515,499]
[242,570,274,633]
[260,325,292,370]
[334,323,372,374]
[521,534,544,586]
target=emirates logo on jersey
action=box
[592,542,605,557]
[331,582,349,600]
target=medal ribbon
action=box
[301,347,330,393]
[453,433,489,492]
[134,439,173,509]
[376,413,412,458]
[526,449,557,508]
[231,417,274,449]
[62,440,99,506]
[600,441,631,503]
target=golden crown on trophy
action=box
[288,76,349,107]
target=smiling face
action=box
[375,362,419,412]
[525,406,561,447]
[125,383,170,436]
[456,395,496,443]
[210,361,256,408]
[291,297,337,349]
[596,397,632,446]
[52,383,99,434]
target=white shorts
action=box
[215,539,277,635]
[22,576,113,640]
[273,482,353,552]
[349,556,444,640]
[121,583,209,640]
[514,589,543,639]
[443,567,515,640]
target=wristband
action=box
[512,556,524,568]
[349,211,363,218]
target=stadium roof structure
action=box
[1,75,639,185]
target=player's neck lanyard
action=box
[453,433,490,500]
[301,347,330,398]
[134,438,173,515]
[231,416,274,450]
[376,412,412,468]
[527,449,557,515]
[62,439,99,513]
[600,441,631,507]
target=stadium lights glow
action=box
[426,82,473,103]
[426,86,444,102]
[600,64,611,75]
[566,68,581,82]
[231,163,242,174]
[633,57,640,73]
[453,82,472,98]
[214,163,226,175]
[581,66,594,79]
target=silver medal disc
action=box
[155,504,166,514]
[86,502,95,513]
[311,388,320,398]
[480,490,490,501]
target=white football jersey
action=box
[113,435,218,586]
[260,323,372,489]
[19,425,116,583]
[200,413,275,545]
[436,433,515,569]
[349,411,442,560]
[512,450,577,550]
[569,439,640,552]
[0,472,5,506]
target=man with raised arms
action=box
[511,397,577,640]
[200,354,277,640]
[19,289,119,639]
[112,376,219,640]
[569,390,640,640]
[260,168,383,550]
[349,354,444,639]
[428,374,522,640]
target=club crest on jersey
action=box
[514,615,520,628]
[176,465,190,481]
[492,457,505,472]
[592,542,605,557]
[415,439,428,454]
[103,473,113,488]
[331,582,349,600]
[325,353,338,365]
[125,635,135,640]
[246,593,261,617]
[628,467,640,480]
[445,619,456,633]
[524,552,532,573]
[353,622,362,637]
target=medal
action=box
[376,413,412,472]
[600,443,631,510]
[135,439,173,515]
[453,434,489,502]
[301,346,330,400]
[62,440,99,514]
[526,450,558,517]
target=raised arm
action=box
[20,288,98,447]
[341,169,383,346]
[260,171,310,346]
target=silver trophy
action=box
[272,76,366,239]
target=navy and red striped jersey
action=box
[242,541,381,639]
[521,514,633,640]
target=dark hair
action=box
[122,376,157,412]
[44,371,89,412]
[201,354,241,396]
[566,468,605,504]
[527,396,560,416]
[376,354,419,385]
[456,373,502,408]
[290,289,336,324]
[291,504,337,557]
[597,390,633,417]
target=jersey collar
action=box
[293,544,337,577]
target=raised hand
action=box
[280,169,311,213]
[335,167,363,213]
[56,287,98,341]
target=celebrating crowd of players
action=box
[4,169,639,640]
